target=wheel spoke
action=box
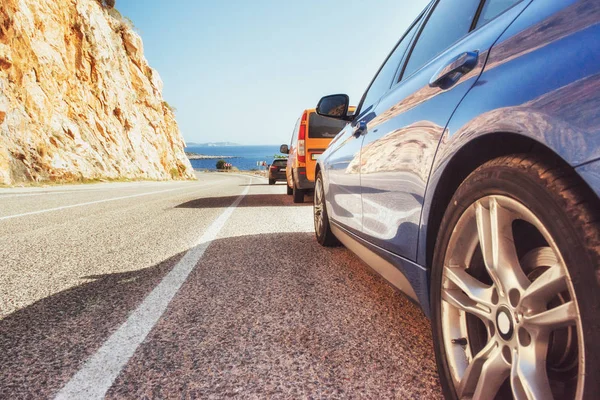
[443,267,494,322]
[511,343,553,400]
[523,301,577,331]
[457,340,509,399]
[475,198,530,295]
[521,261,566,309]
[314,202,323,231]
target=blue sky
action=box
[117,0,429,145]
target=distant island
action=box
[186,141,240,147]
[185,152,239,160]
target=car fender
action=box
[418,0,600,267]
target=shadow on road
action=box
[176,193,312,209]
[106,232,440,399]
[238,183,287,187]
[0,252,186,399]
[0,232,440,399]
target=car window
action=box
[308,113,348,139]
[358,15,422,115]
[475,0,522,29]
[273,159,287,166]
[402,0,481,79]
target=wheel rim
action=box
[314,177,324,234]
[441,195,584,399]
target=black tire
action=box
[293,181,305,203]
[314,171,339,247]
[268,179,275,185]
[431,154,600,400]
[286,183,293,195]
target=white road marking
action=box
[54,179,252,400]
[0,192,67,198]
[0,183,215,222]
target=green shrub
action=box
[216,159,226,170]
[163,101,177,113]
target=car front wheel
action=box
[431,154,600,400]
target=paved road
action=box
[0,173,442,399]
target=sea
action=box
[186,145,284,171]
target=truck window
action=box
[308,113,348,139]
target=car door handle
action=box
[353,120,367,137]
[429,51,479,88]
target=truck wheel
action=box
[293,182,305,203]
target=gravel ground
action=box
[0,173,442,399]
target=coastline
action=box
[185,152,239,160]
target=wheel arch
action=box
[421,131,587,269]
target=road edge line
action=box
[0,182,221,222]
[54,179,252,400]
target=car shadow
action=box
[238,183,286,187]
[0,251,187,399]
[0,233,440,399]
[176,194,313,209]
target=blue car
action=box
[313,0,600,398]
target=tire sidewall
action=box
[431,162,600,399]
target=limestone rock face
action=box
[0,0,194,184]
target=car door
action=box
[322,120,362,233]
[359,0,530,261]
[323,10,427,234]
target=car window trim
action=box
[398,0,485,83]
[470,0,487,31]
[353,3,432,121]
[390,11,428,88]
[471,0,524,31]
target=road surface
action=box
[0,173,442,399]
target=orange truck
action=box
[280,107,354,203]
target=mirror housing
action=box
[316,94,350,119]
[280,144,289,154]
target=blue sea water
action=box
[186,145,284,171]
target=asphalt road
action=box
[0,172,442,399]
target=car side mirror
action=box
[280,144,289,154]
[316,94,350,119]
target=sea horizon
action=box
[186,144,285,171]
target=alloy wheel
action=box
[314,176,324,234]
[441,195,583,399]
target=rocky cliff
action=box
[0,0,194,185]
